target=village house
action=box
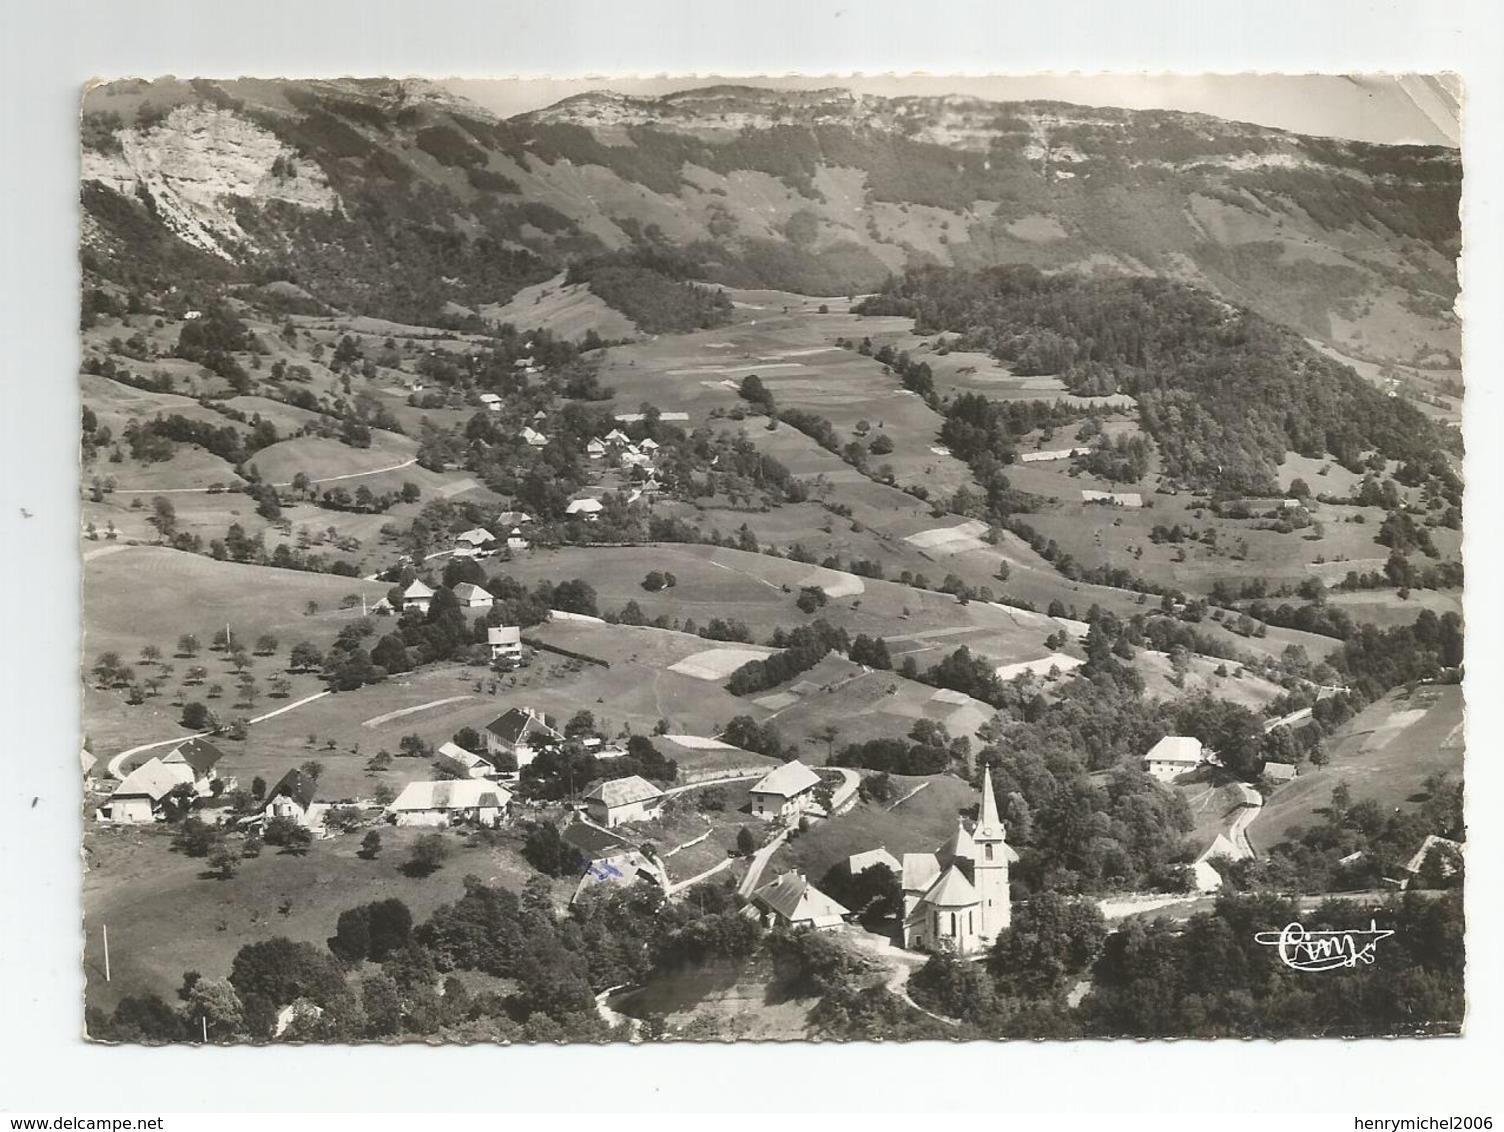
[259,768,323,829]
[519,426,549,448]
[487,625,523,664]
[748,871,850,930]
[95,757,190,824]
[386,779,511,828]
[1399,834,1464,889]
[748,759,822,822]
[478,392,502,412]
[401,579,435,614]
[565,497,603,522]
[482,706,563,770]
[583,774,666,828]
[1193,833,1239,892]
[496,510,533,529]
[586,438,607,460]
[452,527,495,557]
[1143,736,1205,783]
[1262,761,1298,784]
[638,437,660,454]
[572,847,668,905]
[506,526,530,552]
[452,582,494,610]
[161,736,229,796]
[436,741,497,779]
[897,768,1015,956]
[847,846,902,878]
[604,428,631,447]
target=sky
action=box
[443,73,1461,147]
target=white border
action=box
[2,0,1500,1115]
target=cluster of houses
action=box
[95,738,233,824]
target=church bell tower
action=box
[971,766,1013,939]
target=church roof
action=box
[938,818,976,864]
[901,852,940,894]
[919,864,979,908]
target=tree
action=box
[522,821,584,877]
[360,831,383,860]
[185,977,245,1041]
[300,760,325,783]
[405,833,451,876]
[642,570,667,592]
[736,826,758,857]
[177,633,201,657]
[989,892,1108,998]
[263,816,313,855]
[140,644,163,666]
[289,641,324,672]
[564,710,596,739]
[148,496,177,540]
[180,701,215,730]
[255,634,279,656]
[207,843,241,880]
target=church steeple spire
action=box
[974,765,1005,842]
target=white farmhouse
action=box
[487,625,522,663]
[402,579,435,613]
[1143,736,1205,783]
[452,582,494,610]
[387,779,511,828]
[582,775,665,828]
[748,759,822,822]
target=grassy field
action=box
[81,820,568,1015]
[1247,683,1464,853]
[245,431,419,484]
[778,773,979,881]
[1326,588,1463,629]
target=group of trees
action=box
[724,620,849,697]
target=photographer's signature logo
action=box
[1254,920,1394,971]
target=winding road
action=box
[105,690,331,780]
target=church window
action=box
[969,911,974,934]
[949,912,957,935]
[985,844,994,861]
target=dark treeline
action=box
[725,620,850,696]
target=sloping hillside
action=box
[80,79,1460,370]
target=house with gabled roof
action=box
[436,741,497,780]
[260,768,322,829]
[604,428,631,446]
[453,528,495,557]
[749,759,822,822]
[482,706,562,770]
[586,438,607,460]
[487,625,522,663]
[95,757,192,824]
[161,736,228,795]
[519,426,548,448]
[386,779,510,828]
[506,526,530,552]
[583,774,666,828]
[565,497,603,521]
[1143,736,1204,783]
[749,871,849,930]
[848,846,901,878]
[401,578,435,614]
[496,510,533,528]
[452,582,494,610]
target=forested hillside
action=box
[860,266,1459,494]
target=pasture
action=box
[81,820,567,1015]
[778,773,979,881]
[1247,683,1464,853]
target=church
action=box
[897,767,1018,956]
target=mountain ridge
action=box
[79,78,1460,370]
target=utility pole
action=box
[102,924,110,982]
[202,1015,208,1043]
